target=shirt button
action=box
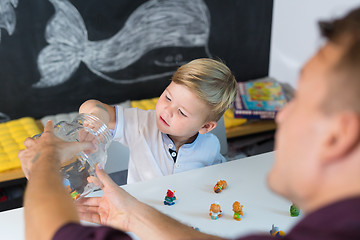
[175,163,180,168]
[168,144,173,149]
[171,152,177,157]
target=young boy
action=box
[79,58,237,183]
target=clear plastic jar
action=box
[34,114,112,200]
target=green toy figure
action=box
[290,204,300,217]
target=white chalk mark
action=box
[34,0,211,87]
[89,69,176,84]
[0,112,10,123]
[0,0,18,42]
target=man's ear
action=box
[320,112,360,163]
[199,121,217,134]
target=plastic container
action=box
[34,114,112,200]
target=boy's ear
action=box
[199,121,217,134]
[320,112,360,163]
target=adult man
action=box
[19,6,360,240]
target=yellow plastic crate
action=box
[131,97,159,110]
[0,117,42,172]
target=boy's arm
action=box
[79,100,116,130]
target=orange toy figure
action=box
[232,201,243,221]
[270,224,285,238]
[209,202,222,220]
[214,180,227,193]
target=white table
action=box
[0,152,301,239]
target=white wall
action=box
[269,0,360,88]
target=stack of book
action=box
[234,80,287,119]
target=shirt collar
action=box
[161,132,200,150]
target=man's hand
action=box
[76,165,139,231]
[18,120,95,179]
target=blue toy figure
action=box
[164,189,176,205]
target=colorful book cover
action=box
[234,81,287,119]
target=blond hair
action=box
[171,58,237,121]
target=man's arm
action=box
[79,99,117,130]
[19,121,95,240]
[77,166,224,240]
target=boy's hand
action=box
[79,100,117,130]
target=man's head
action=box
[268,7,360,213]
[155,58,237,139]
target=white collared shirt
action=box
[113,105,226,184]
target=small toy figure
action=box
[232,201,243,221]
[70,190,81,200]
[209,202,222,220]
[192,226,200,231]
[214,180,227,193]
[270,224,285,238]
[164,189,176,206]
[63,179,72,193]
[290,203,300,217]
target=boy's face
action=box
[155,82,214,139]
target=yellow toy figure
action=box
[209,202,222,220]
[214,180,227,193]
[232,201,243,221]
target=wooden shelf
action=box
[0,168,25,183]
[226,120,277,139]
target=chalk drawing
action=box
[34,0,211,88]
[0,112,10,123]
[0,0,18,42]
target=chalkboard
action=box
[0,0,273,120]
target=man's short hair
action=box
[319,7,360,114]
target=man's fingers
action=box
[43,120,54,134]
[87,176,103,189]
[75,197,102,224]
[75,203,100,213]
[18,149,25,159]
[75,196,102,207]
[21,164,30,179]
[23,137,35,148]
[95,166,118,189]
[18,150,31,179]
[77,211,101,225]
[65,141,96,156]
